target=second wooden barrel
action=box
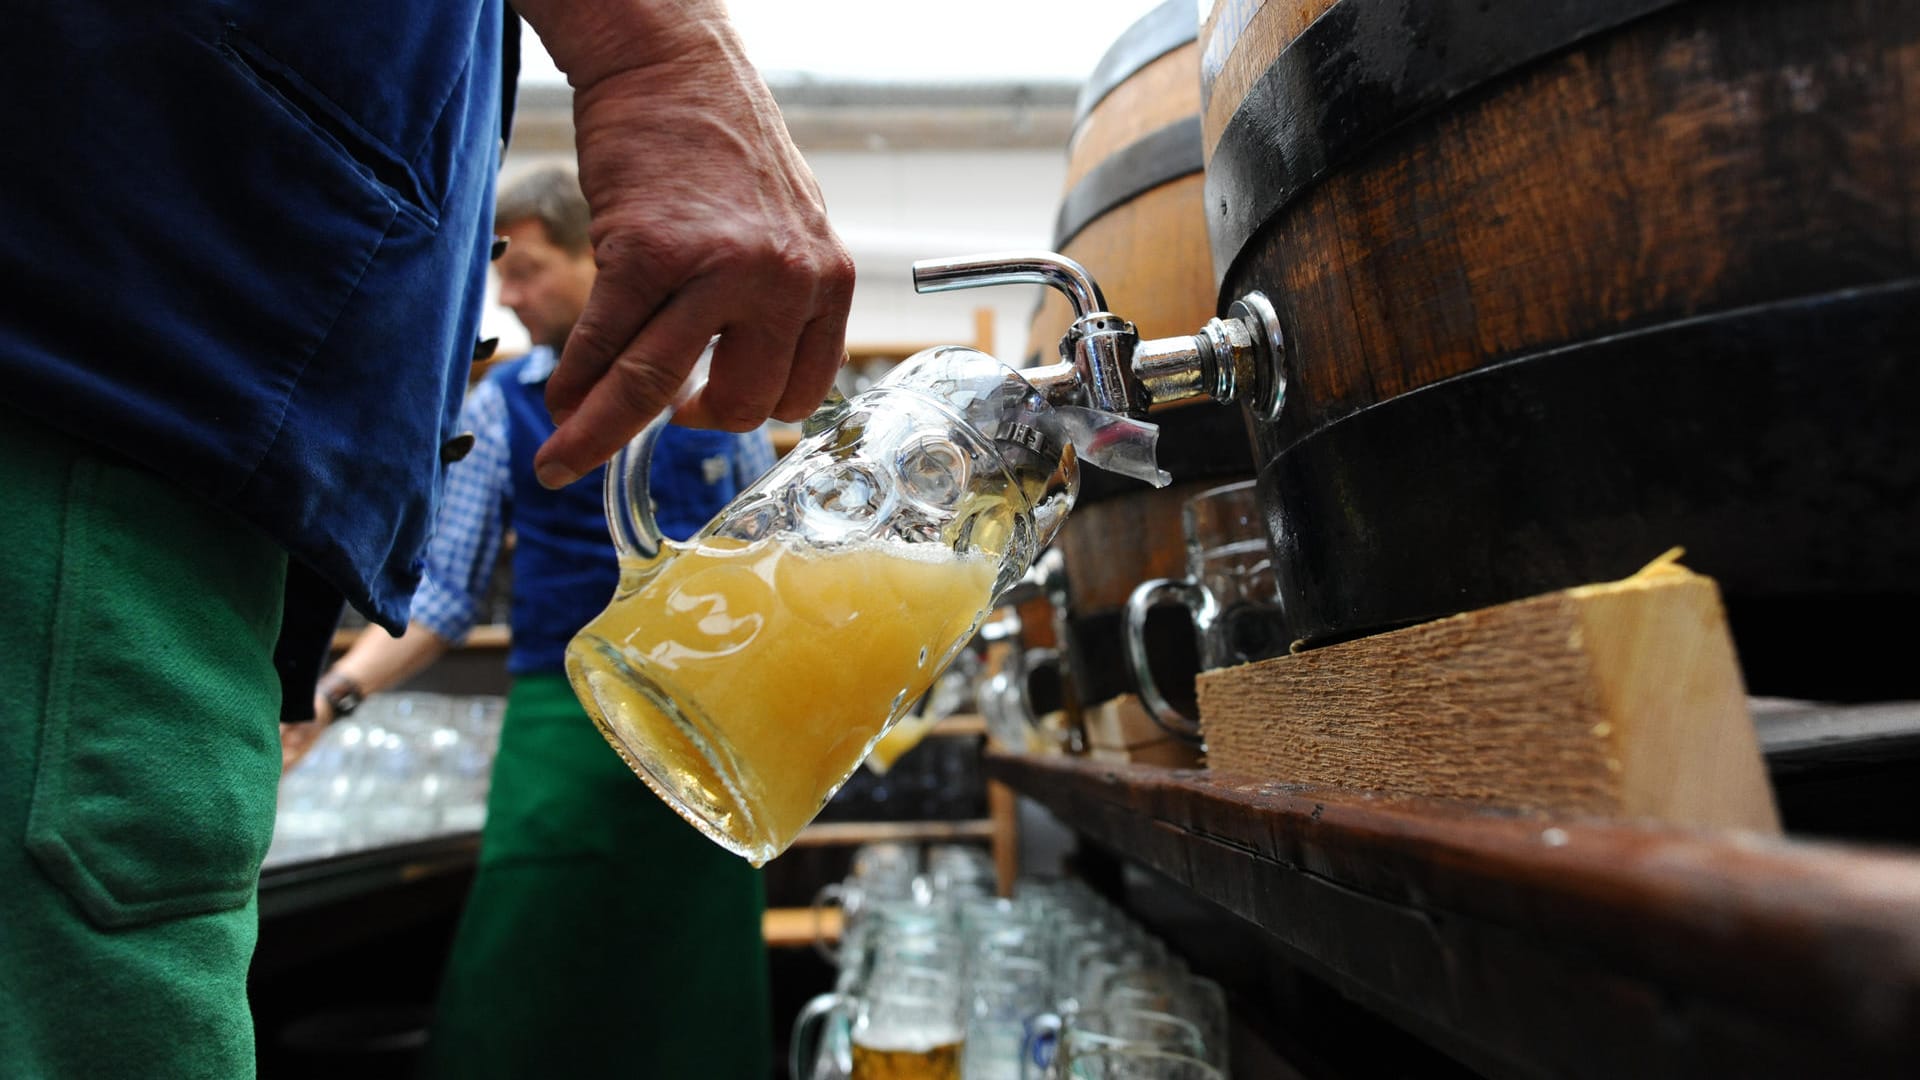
[1038,0,1256,710]
[1028,2,1215,361]
[1204,0,1920,698]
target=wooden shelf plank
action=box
[931,713,987,738]
[985,751,1920,1079]
[259,832,481,921]
[764,905,840,949]
[788,819,995,849]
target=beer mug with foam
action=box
[794,964,965,1080]
[1122,479,1287,742]
[566,347,1079,865]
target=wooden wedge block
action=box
[1197,554,1781,833]
[1085,694,1206,769]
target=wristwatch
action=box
[317,671,364,718]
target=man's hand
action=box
[518,2,855,488]
[280,696,335,774]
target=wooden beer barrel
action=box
[1035,0,1257,708]
[1204,0,1920,699]
[1028,2,1214,362]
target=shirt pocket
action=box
[219,24,441,230]
[26,454,287,928]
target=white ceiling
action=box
[518,0,1173,86]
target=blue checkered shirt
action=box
[409,347,778,642]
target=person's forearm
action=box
[289,620,452,767]
[327,620,454,698]
[513,0,739,88]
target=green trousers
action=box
[0,416,287,1077]
[421,674,773,1079]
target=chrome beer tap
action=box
[911,250,1288,423]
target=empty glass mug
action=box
[1056,1047,1223,1080]
[566,346,1078,865]
[1025,1007,1209,1080]
[1123,480,1287,742]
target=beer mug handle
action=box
[603,412,671,560]
[1123,577,1217,743]
[810,881,847,965]
[790,991,852,1080]
[1022,1010,1063,1080]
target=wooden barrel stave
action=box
[1199,0,1340,163]
[1068,42,1203,187]
[1028,173,1216,363]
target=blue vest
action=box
[496,362,748,675]
[0,1,506,631]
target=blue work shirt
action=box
[0,1,508,631]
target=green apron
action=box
[422,675,772,1079]
[0,415,287,1078]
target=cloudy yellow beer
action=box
[566,534,999,865]
[850,1038,962,1080]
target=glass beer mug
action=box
[567,346,1078,864]
[566,252,1287,864]
[1122,480,1288,742]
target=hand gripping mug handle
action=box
[604,412,671,560]
[603,342,719,558]
[1123,577,1217,744]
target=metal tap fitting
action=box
[910,250,1286,421]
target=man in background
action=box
[289,166,779,1078]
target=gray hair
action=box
[494,165,591,254]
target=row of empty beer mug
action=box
[795,843,1229,1079]
[267,693,506,867]
[964,479,1284,758]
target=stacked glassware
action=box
[795,843,1229,1079]
[266,692,505,868]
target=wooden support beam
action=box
[1199,556,1781,832]
[988,780,1019,899]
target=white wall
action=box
[807,147,1066,362]
[493,141,1070,370]
[517,3,1164,92]
[495,0,1179,368]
